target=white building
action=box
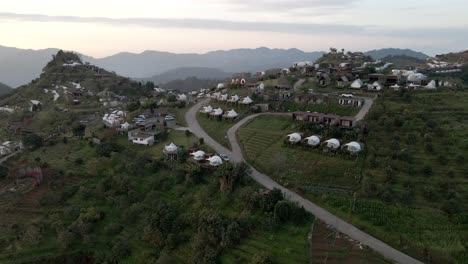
[129,131,155,146]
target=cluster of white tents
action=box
[286,133,363,154]
[200,105,239,119]
[190,150,224,166]
[211,93,253,105]
[103,110,127,128]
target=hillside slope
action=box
[145,67,232,84]
[366,48,429,60]
[0,82,12,96]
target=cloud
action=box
[225,0,360,12]
[0,12,363,34]
[1,11,467,51]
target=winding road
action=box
[185,95,421,264]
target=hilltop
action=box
[365,48,429,60]
[435,50,468,63]
[0,50,151,134]
[380,55,426,68]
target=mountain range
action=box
[0,45,431,88]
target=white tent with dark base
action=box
[324,139,340,150]
[305,135,321,147]
[343,141,362,154]
[287,133,302,144]
[207,156,223,166]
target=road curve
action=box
[185,99,422,264]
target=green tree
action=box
[72,123,86,138]
[23,133,43,150]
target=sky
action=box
[0,0,467,57]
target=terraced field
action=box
[238,115,360,194]
[221,223,310,263]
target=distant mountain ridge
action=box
[0,81,12,96]
[84,47,325,78]
[143,67,232,85]
[0,45,60,88]
[0,45,324,87]
[365,48,429,60]
[0,45,436,88]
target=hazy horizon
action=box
[1,0,468,57]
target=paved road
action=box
[186,99,422,264]
[355,96,375,121]
[293,78,306,92]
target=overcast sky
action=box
[1,0,467,57]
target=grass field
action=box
[238,90,468,263]
[300,81,374,97]
[197,101,252,149]
[238,115,360,193]
[221,223,310,263]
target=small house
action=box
[338,98,363,107]
[29,100,42,112]
[339,116,356,129]
[128,130,155,146]
[322,114,340,126]
[367,82,383,92]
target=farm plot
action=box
[221,223,310,264]
[238,115,360,193]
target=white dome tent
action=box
[228,95,240,103]
[200,105,213,114]
[226,109,238,119]
[324,139,340,150]
[343,142,362,154]
[287,133,302,144]
[407,73,428,84]
[191,150,206,161]
[207,156,223,167]
[257,83,265,91]
[218,94,228,101]
[350,79,363,89]
[164,143,179,154]
[177,94,188,102]
[305,136,321,147]
[240,96,253,105]
[210,108,224,117]
[426,80,437,89]
[211,92,221,99]
[217,83,225,89]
